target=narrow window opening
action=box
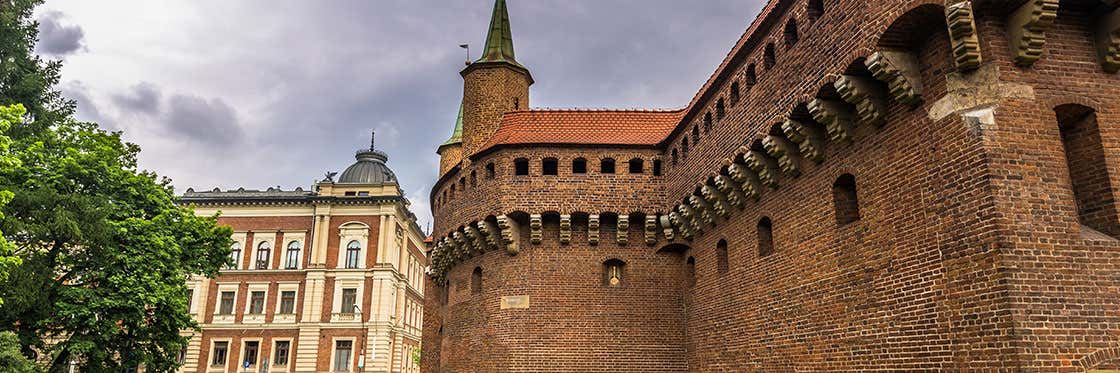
[458,177,466,191]
[693,125,702,141]
[717,239,729,273]
[280,291,296,314]
[1056,104,1118,236]
[345,240,361,269]
[219,291,235,314]
[716,99,726,120]
[274,341,290,366]
[600,158,616,174]
[486,163,496,179]
[686,256,696,287]
[758,217,774,257]
[784,19,799,48]
[256,242,271,270]
[227,242,241,270]
[681,138,690,156]
[572,158,588,174]
[653,160,663,176]
[513,97,520,110]
[542,158,559,175]
[334,340,353,371]
[746,64,758,88]
[629,158,644,174]
[808,0,825,21]
[243,341,259,368]
[603,259,626,287]
[671,149,679,165]
[833,174,861,225]
[514,158,529,176]
[471,267,483,295]
[470,171,477,187]
[764,43,777,69]
[285,241,300,269]
[731,81,741,105]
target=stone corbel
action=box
[1097,5,1120,73]
[645,215,658,246]
[463,225,486,253]
[727,163,763,201]
[742,149,780,189]
[617,214,630,245]
[677,203,704,235]
[700,185,732,218]
[762,134,804,177]
[713,175,749,208]
[1007,0,1059,66]
[496,215,520,255]
[668,211,694,239]
[659,215,676,241]
[780,119,827,163]
[588,214,601,246]
[834,75,888,127]
[808,98,858,143]
[529,214,543,245]
[477,221,502,252]
[443,237,461,263]
[559,214,572,245]
[946,1,983,71]
[452,232,471,260]
[688,195,716,226]
[866,51,923,106]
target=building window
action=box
[242,341,259,368]
[256,241,271,270]
[280,290,296,314]
[672,149,679,165]
[285,241,301,269]
[249,291,265,314]
[731,81,741,105]
[227,242,241,270]
[470,170,477,187]
[833,174,861,225]
[686,256,696,287]
[764,43,776,69]
[345,240,361,269]
[486,162,496,179]
[746,64,758,88]
[629,158,644,174]
[600,158,616,174]
[603,259,626,287]
[681,138,690,156]
[186,288,194,312]
[716,99,726,120]
[341,288,357,314]
[211,341,229,366]
[653,160,662,176]
[514,158,529,176]
[717,239,729,273]
[471,267,482,295]
[572,158,588,174]
[784,19,799,48]
[219,291,235,315]
[542,158,559,175]
[1056,104,1117,236]
[334,340,353,371]
[809,0,825,21]
[693,125,701,141]
[274,341,290,366]
[458,177,466,191]
[513,97,520,110]
[758,217,774,257]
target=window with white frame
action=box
[345,241,361,269]
[227,242,242,270]
[256,241,272,270]
[333,340,353,372]
[248,290,265,314]
[241,340,260,368]
[211,341,229,367]
[279,290,297,314]
[341,288,357,313]
[218,291,235,315]
[285,240,301,269]
[337,222,369,269]
[273,340,291,366]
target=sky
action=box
[34,0,766,232]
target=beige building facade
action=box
[177,136,426,372]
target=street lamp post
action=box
[353,304,366,373]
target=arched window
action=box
[345,240,361,269]
[572,158,588,174]
[653,160,663,176]
[671,149,679,165]
[1055,104,1117,236]
[228,242,241,270]
[470,171,477,187]
[784,19,799,48]
[833,174,861,225]
[681,138,690,156]
[542,158,559,175]
[603,259,626,287]
[764,43,777,69]
[256,241,271,269]
[285,241,301,269]
[716,239,729,274]
[629,158,644,174]
[458,177,466,191]
[600,158,616,174]
[808,0,825,21]
[514,158,529,176]
[746,64,758,88]
[731,81,741,105]
[686,256,696,287]
[486,163,496,179]
[758,217,774,257]
[693,125,701,141]
[471,267,483,295]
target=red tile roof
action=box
[475,109,685,155]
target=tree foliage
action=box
[0,332,38,373]
[0,1,233,371]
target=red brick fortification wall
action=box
[426,223,688,373]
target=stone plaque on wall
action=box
[500,295,529,309]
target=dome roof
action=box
[338,133,398,185]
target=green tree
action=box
[0,331,38,373]
[0,1,233,372]
[0,105,22,303]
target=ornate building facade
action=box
[424,0,1120,371]
[177,137,426,372]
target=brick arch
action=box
[872,1,947,50]
[1043,95,1103,115]
[1078,346,1120,370]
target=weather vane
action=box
[460,43,471,65]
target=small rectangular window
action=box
[601,159,616,174]
[274,341,290,366]
[280,291,296,314]
[243,341,259,367]
[572,159,588,174]
[344,191,356,196]
[334,340,353,371]
[219,291,235,315]
[514,159,529,176]
[212,341,229,366]
[341,288,357,313]
[542,158,558,175]
[249,291,265,314]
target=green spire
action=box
[476,0,524,69]
[440,102,464,147]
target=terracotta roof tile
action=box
[475,109,685,155]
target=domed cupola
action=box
[338,132,398,185]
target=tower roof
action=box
[339,131,398,185]
[440,102,465,147]
[476,0,524,69]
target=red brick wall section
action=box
[423,0,1120,371]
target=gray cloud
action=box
[60,81,105,125]
[36,11,85,57]
[162,94,242,147]
[112,82,162,116]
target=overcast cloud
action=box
[36,0,765,232]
